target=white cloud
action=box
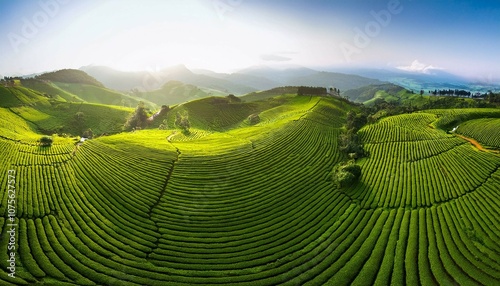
[397,60,444,74]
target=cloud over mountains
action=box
[397,60,444,74]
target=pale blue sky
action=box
[1,0,499,81]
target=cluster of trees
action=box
[227,94,241,103]
[0,76,21,87]
[72,111,86,135]
[485,92,500,103]
[263,86,299,95]
[297,86,327,96]
[247,113,260,125]
[339,110,366,159]
[428,89,472,97]
[39,136,53,147]
[332,160,362,188]
[329,87,341,96]
[124,102,149,131]
[367,92,499,121]
[82,128,93,139]
[212,94,243,104]
[175,112,191,134]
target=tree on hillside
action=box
[72,112,86,135]
[124,102,148,131]
[82,128,93,139]
[175,112,191,134]
[247,113,260,125]
[227,94,241,103]
[332,161,362,188]
[39,136,53,147]
[158,119,168,130]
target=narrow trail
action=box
[166,131,177,142]
[146,142,181,259]
[456,134,500,154]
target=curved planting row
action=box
[168,129,212,142]
[354,112,500,208]
[426,108,500,130]
[457,118,500,148]
[359,113,448,143]
[183,99,259,130]
[1,100,500,285]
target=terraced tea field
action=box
[1,97,499,285]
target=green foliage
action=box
[35,69,104,87]
[52,82,155,108]
[1,92,499,285]
[82,128,93,139]
[124,102,149,131]
[485,92,500,104]
[343,83,405,103]
[21,78,83,103]
[456,118,500,148]
[333,161,362,188]
[340,111,366,159]
[175,111,190,132]
[0,107,40,140]
[341,163,361,178]
[39,135,53,146]
[240,86,298,102]
[247,113,260,125]
[337,169,356,187]
[297,86,326,96]
[227,94,241,103]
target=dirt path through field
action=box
[457,134,500,154]
[167,131,177,142]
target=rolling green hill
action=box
[21,78,85,103]
[24,69,157,109]
[342,83,405,103]
[0,85,134,136]
[456,118,500,149]
[240,86,299,102]
[0,92,499,285]
[134,80,211,106]
[51,82,154,108]
[35,69,104,87]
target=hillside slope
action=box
[35,69,104,87]
[1,93,499,285]
[0,85,133,136]
[135,80,211,106]
[25,69,157,109]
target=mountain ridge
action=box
[79,65,385,94]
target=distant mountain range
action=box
[79,65,384,94]
[13,64,498,109]
[328,67,500,93]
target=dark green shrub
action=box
[333,161,361,188]
[247,113,260,125]
[39,136,53,146]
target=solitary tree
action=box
[175,112,190,133]
[82,128,93,139]
[247,113,260,125]
[227,94,241,103]
[124,102,148,131]
[39,136,53,147]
